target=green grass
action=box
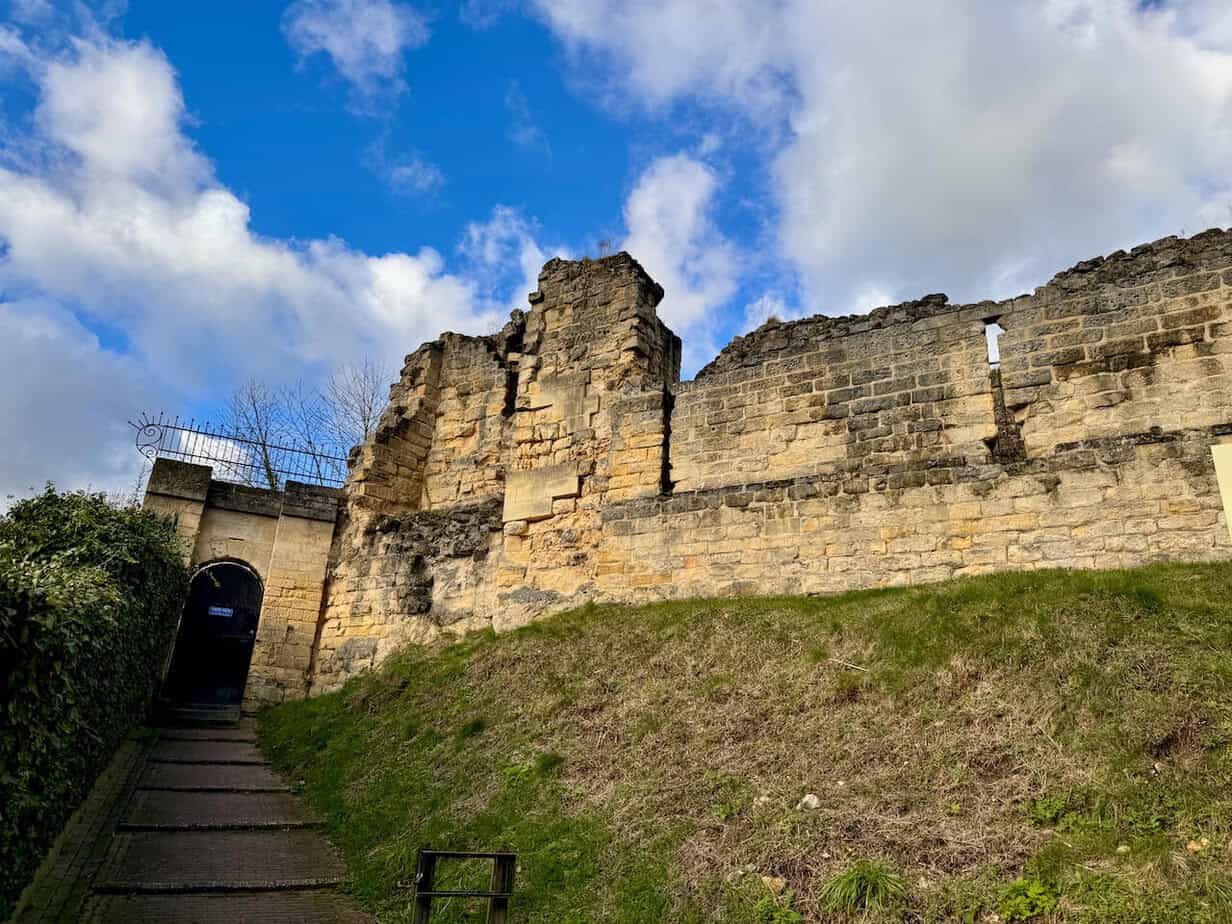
[818,859,906,914]
[259,562,1232,921]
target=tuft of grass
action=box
[259,561,1232,922]
[457,717,486,739]
[818,858,907,913]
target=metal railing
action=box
[413,849,516,923]
[131,412,350,489]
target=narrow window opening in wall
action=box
[660,388,676,496]
[984,318,1004,368]
[502,367,518,418]
[982,316,1026,464]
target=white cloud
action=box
[533,0,792,117]
[0,299,154,502]
[7,0,57,26]
[460,205,568,317]
[0,34,520,496]
[282,0,429,107]
[386,155,445,194]
[505,81,550,154]
[620,153,739,371]
[534,0,1232,312]
[460,0,515,30]
[364,141,445,195]
[742,291,806,332]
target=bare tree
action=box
[224,378,287,490]
[323,358,391,450]
[280,380,335,484]
[220,360,390,490]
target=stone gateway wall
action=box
[143,460,341,708]
[250,233,1232,695]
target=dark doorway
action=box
[163,561,264,708]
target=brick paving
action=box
[11,721,371,923]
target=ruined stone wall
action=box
[345,342,442,513]
[421,333,515,509]
[672,296,995,493]
[311,254,681,692]
[597,428,1230,600]
[997,231,1232,449]
[308,231,1232,694]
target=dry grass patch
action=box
[261,562,1232,922]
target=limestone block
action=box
[503,462,580,521]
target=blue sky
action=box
[2,0,1231,498]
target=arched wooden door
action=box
[163,561,264,707]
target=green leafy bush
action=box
[0,488,188,916]
[753,893,803,923]
[999,877,1059,921]
[1025,795,1070,827]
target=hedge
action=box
[0,488,188,916]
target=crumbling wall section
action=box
[312,498,504,689]
[493,254,681,627]
[310,231,1232,694]
[421,332,519,509]
[672,295,996,492]
[345,342,443,513]
[996,229,1232,451]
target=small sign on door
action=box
[208,605,235,618]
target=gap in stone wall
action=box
[659,387,675,496]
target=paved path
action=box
[14,720,371,924]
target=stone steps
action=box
[120,790,323,831]
[81,724,369,922]
[81,889,370,923]
[156,727,258,743]
[93,829,346,892]
[149,739,265,764]
[139,761,291,792]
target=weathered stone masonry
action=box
[143,459,341,709]
[305,229,1232,693]
[147,231,1232,701]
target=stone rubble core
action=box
[148,234,1232,702]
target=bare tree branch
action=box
[280,380,332,485]
[224,378,286,490]
[220,360,390,491]
[324,358,391,451]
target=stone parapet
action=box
[146,458,212,502]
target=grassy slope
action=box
[260,563,1232,922]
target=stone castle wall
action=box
[306,230,1232,693]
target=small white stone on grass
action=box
[796,793,821,810]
